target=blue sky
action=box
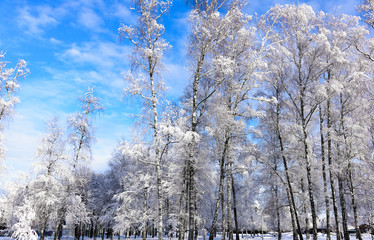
[0,0,360,183]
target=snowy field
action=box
[1,233,373,240]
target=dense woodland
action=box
[1,1,374,240]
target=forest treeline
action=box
[1,1,374,240]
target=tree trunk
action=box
[143,187,148,240]
[54,221,59,240]
[276,97,303,240]
[286,186,298,240]
[194,196,198,240]
[338,93,362,240]
[222,188,226,240]
[319,105,331,240]
[209,138,227,240]
[156,163,164,240]
[347,163,362,240]
[301,178,310,240]
[94,224,98,240]
[327,97,341,240]
[152,221,155,238]
[227,160,234,240]
[188,139,197,240]
[232,177,240,240]
[187,45,204,240]
[150,70,163,240]
[338,176,349,240]
[75,224,81,240]
[178,166,187,240]
[275,185,282,240]
[40,226,45,240]
[90,221,94,238]
[300,104,318,240]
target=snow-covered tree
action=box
[358,0,374,28]
[29,118,66,240]
[113,141,155,239]
[202,3,271,239]
[262,5,332,240]
[69,87,103,171]
[0,51,28,173]
[11,197,38,240]
[54,88,102,240]
[118,0,174,239]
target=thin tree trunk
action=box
[194,195,198,240]
[276,95,303,240]
[319,105,331,240]
[300,106,318,240]
[188,48,205,240]
[166,197,170,237]
[222,188,226,240]
[301,178,310,240]
[275,185,282,240]
[94,224,98,240]
[327,97,341,240]
[347,163,362,240]
[178,166,187,240]
[209,138,228,240]
[143,187,148,240]
[185,169,189,240]
[286,186,298,240]
[54,221,59,240]
[188,139,197,240]
[150,70,163,240]
[232,177,240,240]
[338,175,350,240]
[227,160,234,240]
[338,93,362,240]
[156,162,164,240]
[40,226,45,240]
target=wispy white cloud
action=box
[74,0,105,9]
[2,110,45,183]
[50,37,63,45]
[17,5,59,36]
[59,41,130,68]
[111,2,133,20]
[78,8,105,32]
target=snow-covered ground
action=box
[1,233,373,240]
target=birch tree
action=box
[30,118,66,240]
[54,88,102,240]
[119,1,172,239]
[183,1,252,238]
[358,0,374,28]
[265,5,335,240]
[204,3,269,239]
[114,140,155,240]
[258,49,303,240]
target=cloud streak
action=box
[17,6,59,36]
[60,41,130,68]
